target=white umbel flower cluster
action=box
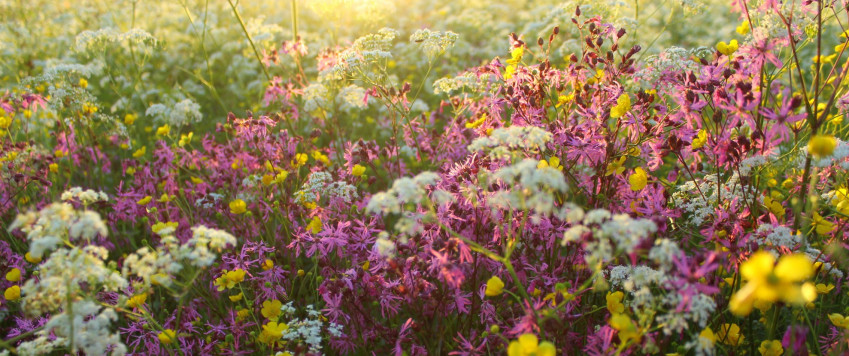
[145,99,203,127]
[294,171,359,206]
[487,159,568,222]
[467,126,552,159]
[60,187,109,205]
[8,202,108,259]
[275,302,344,354]
[410,29,459,58]
[8,205,128,355]
[179,225,238,268]
[562,208,657,268]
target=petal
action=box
[774,254,813,282]
[741,252,775,281]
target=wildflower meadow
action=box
[4,0,849,354]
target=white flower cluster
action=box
[738,154,771,176]
[754,223,801,249]
[275,302,344,354]
[410,29,459,58]
[332,28,398,76]
[562,208,657,268]
[145,99,203,127]
[609,265,667,291]
[294,171,359,206]
[467,126,552,159]
[75,27,157,55]
[487,159,568,221]
[374,232,396,258]
[655,293,716,335]
[367,172,450,238]
[61,187,109,205]
[433,72,492,95]
[179,225,238,268]
[39,300,127,355]
[122,240,182,288]
[22,245,127,314]
[671,173,758,226]
[336,85,369,112]
[635,46,709,86]
[8,203,108,258]
[367,172,441,215]
[302,83,329,113]
[805,248,845,279]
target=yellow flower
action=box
[351,164,366,177]
[758,340,783,356]
[485,276,505,297]
[507,334,556,356]
[808,135,837,158]
[82,102,98,115]
[816,283,835,294]
[262,259,274,271]
[717,40,739,56]
[178,132,193,147]
[157,329,177,344]
[274,170,289,184]
[606,291,625,314]
[25,252,41,264]
[829,313,849,329]
[213,269,246,291]
[258,321,289,345]
[126,294,147,308]
[610,94,631,119]
[465,114,487,129]
[717,323,743,346]
[729,251,816,316]
[737,20,750,35]
[78,78,88,88]
[4,285,20,301]
[5,268,21,282]
[312,150,330,165]
[124,113,137,125]
[691,129,707,149]
[538,157,563,171]
[609,313,640,344]
[261,299,283,320]
[156,125,170,136]
[293,153,308,167]
[811,212,834,235]
[556,94,575,108]
[137,196,152,206]
[151,221,179,235]
[699,327,716,348]
[307,216,322,234]
[132,146,146,159]
[236,308,251,321]
[605,156,627,176]
[629,167,648,191]
[762,196,784,217]
[229,199,247,215]
[229,293,243,302]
